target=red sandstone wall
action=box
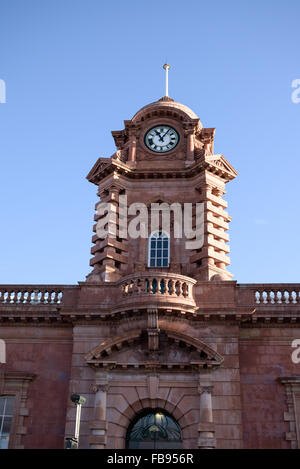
[239,327,300,449]
[1,326,73,449]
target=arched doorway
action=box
[126,409,182,449]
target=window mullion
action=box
[0,398,6,437]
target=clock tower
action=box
[1,68,299,451]
[86,93,237,284]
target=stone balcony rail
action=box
[253,285,300,305]
[1,283,300,321]
[118,272,197,312]
[255,288,300,305]
[237,284,300,309]
[0,285,65,305]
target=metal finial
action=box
[163,64,170,97]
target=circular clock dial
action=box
[144,125,179,153]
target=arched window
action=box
[148,231,170,268]
[126,409,182,449]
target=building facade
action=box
[0,96,300,449]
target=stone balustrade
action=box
[237,284,300,308]
[1,282,300,320]
[254,287,300,305]
[120,272,197,307]
[0,286,64,305]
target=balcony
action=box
[118,271,197,313]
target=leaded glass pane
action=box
[127,411,182,449]
[2,417,12,435]
[148,231,169,268]
[0,396,15,450]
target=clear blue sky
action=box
[0,0,299,285]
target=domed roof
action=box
[131,96,200,122]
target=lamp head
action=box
[71,394,86,405]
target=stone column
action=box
[186,131,195,162]
[183,127,195,165]
[89,382,109,449]
[128,135,137,162]
[198,384,216,449]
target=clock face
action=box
[144,125,180,153]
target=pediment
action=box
[86,157,132,185]
[85,329,223,371]
[205,154,238,179]
[86,157,112,183]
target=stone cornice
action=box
[86,153,238,186]
[1,282,300,324]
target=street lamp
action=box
[65,394,86,449]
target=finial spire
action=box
[163,63,170,97]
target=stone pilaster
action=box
[89,382,109,449]
[185,129,195,164]
[198,383,216,449]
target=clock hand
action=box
[154,129,165,142]
[154,130,164,142]
[161,128,172,141]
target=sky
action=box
[0,0,299,285]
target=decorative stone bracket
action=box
[147,308,159,351]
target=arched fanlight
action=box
[126,410,182,449]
